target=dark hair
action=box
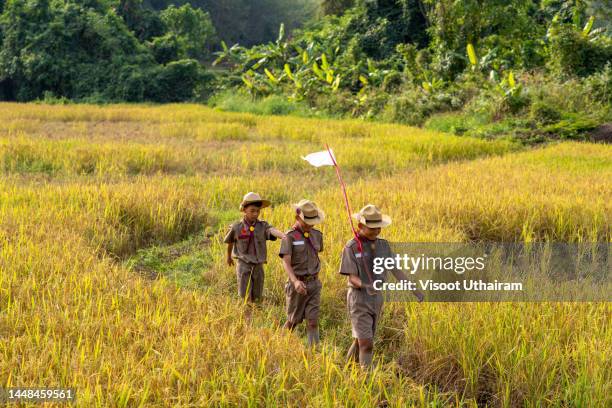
[243,201,263,210]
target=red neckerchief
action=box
[242,218,258,256]
[292,222,318,258]
[359,235,376,255]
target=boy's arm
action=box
[348,274,364,289]
[223,224,236,267]
[282,255,307,295]
[226,242,234,266]
[279,235,306,295]
[269,227,286,240]
[340,245,369,289]
[390,260,424,302]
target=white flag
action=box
[302,149,336,167]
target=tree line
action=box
[0,0,317,102]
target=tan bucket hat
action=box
[239,192,271,211]
[292,199,325,225]
[352,204,391,228]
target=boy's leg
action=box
[358,296,383,368]
[237,261,259,302]
[306,319,319,346]
[250,264,265,302]
[346,339,360,363]
[357,338,374,368]
[284,280,306,330]
[346,289,360,362]
[236,261,250,300]
[304,279,322,346]
[348,288,377,368]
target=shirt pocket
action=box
[235,234,252,254]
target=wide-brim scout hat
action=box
[239,192,271,211]
[292,199,325,225]
[352,204,392,228]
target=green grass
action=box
[208,90,318,117]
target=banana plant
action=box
[213,23,376,104]
[467,43,478,70]
[494,70,522,100]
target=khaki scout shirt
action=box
[278,226,323,276]
[223,219,276,264]
[339,237,395,288]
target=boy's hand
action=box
[413,290,425,303]
[361,283,376,295]
[293,280,307,295]
[227,256,234,266]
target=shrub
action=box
[208,90,314,117]
[547,24,612,78]
[151,59,205,102]
[259,95,299,115]
[382,71,403,93]
[529,101,562,125]
[541,117,598,140]
[148,34,181,64]
[38,91,72,105]
[584,63,612,104]
[425,112,489,135]
[381,94,425,126]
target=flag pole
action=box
[325,144,375,285]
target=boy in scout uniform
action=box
[224,192,286,302]
[279,199,324,347]
[339,204,423,368]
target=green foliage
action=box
[208,89,315,117]
[424,112,489,135]
[214,24,346,103]
[147,0,318,47]
[423,0,545,76]
[583,63,612,104]
[152,59,209,102]
[382,71,402,92]
[38,90,72,105]
[541,116,599,139]
[381,87,460,126]
[1,0,609,138]
[158,4,216,61]
[320,0,354,16]
[147,33,181,64]
[547,19,612,77]
[529,101,562,125]
[116,0,165,41]
[0,0,214,102]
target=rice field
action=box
[0,102,610,407]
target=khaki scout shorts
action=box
[347,287,384,339]
[285,278,322,324]
[236,261,265,301]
